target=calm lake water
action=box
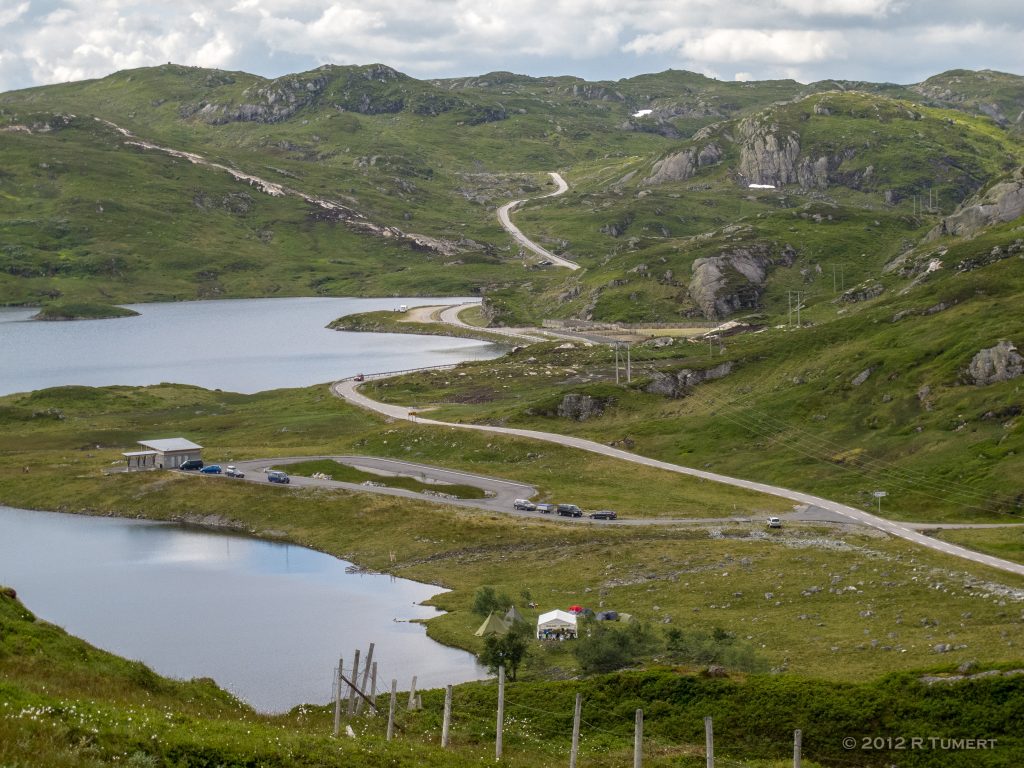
[0,505,487,713]
[0,296,504,396]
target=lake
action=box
[0,505,487,713]
[0,296,504,396]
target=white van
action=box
[398,304,408,312]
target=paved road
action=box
[437,303,550,343]
[219,455,538,515]
[497,172,580,270]
[331,377,1024,577]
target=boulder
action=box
[557,394,606,421]
[926,168,1024,240]
[644,143,722,185]
[688,244,796,319]
[644,361,734,397]
[967,341,1024,386]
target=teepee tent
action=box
[474,611,510,637]
[505,605,526,626]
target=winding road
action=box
[331,375,1024,578]
[497,172,580,270]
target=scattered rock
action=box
[966,341,1024,386]
[557,394,608,421]
[851,367,876,387]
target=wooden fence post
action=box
[633,709,643,768]
[386,679,397,741]
[347,649,361,715]
[369,662,377,715]
[441,684,453,748]
[705,716,714,768]
[569,693,582,768]
[794,728,802,768]
[407,675,418,711]
[355,643,375,714]
[496,664,505,761]
[332,657,343,737]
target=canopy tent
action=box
[474,611,510,637]
[536,609,578,640]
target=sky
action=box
[0,0,1021,93]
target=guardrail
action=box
[338,363,461,383]
[542,319,716,331]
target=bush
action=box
[574,621,661,674]
[472,586,512,618]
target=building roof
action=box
[122,450,159,457]
[138,438,202,452]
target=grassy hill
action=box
[1,64,1021,321]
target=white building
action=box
[123,438,203,470]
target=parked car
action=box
[767,516,782,528]
[179,459,204,471]
[513,499,537,511]
[225,466,245,478]
[200,464,222,474]
[354,374,365,382]
[267,470,290,484]
[589,510,617,520]
[557,504,583,517]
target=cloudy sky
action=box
[0,0,1021,93]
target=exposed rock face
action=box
[688,244,797,319]
[736,116,851,189]
[840,283,885,303]
[557,394,607,420]
[644,361,734,397]
[926,169,1024,240]
[967,341,1024,386]
[645,143,722,185]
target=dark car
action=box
[354,374,365,382]
[513,498,537,511]
[199,464,222,474]
[556,504,583,517]
[267,470,290,484]
[589,510,617,520]
[179,459,204,471]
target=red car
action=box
[354,374,365,382]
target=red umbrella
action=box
[568,605,583,613]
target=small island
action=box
[31,302,140,321]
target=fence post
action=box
[347,649,361,715]
[369,662,377,715]
[355,643,375,714]
[442,684,453,748]
[496,664,505,760]
[407,675,418,711]
[705,716,714,768]
[569,693,582,768]
[332,657,343,737]
[386,679,397,741]
[633,709,643,768]
[794,728,802,768]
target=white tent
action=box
[536,609,578,640]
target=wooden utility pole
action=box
[633,709,643,768]
[369,662,377,715]
[441,685,453,748]
[386,679,397,741]
[793,728,802,768]
[332,657,343,737]
[347,649,361,715]
[355,643,375,714]
[496,665,505,760]
[569,693,583,768]
[705,716,714,768]
[626,344,631,383]
[407,675,418,711]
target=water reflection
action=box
[0,506,486,712]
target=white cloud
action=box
[0,1,1021,93]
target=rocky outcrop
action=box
[688,244,797,319]
[557,394,607,420]
[926,169,1024,240]
[644,144,722,185]
[644,361,734,398]
[967,341,1024,386]
[839,283,885,303]
[736,116,851,189]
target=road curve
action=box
[332,377,1024,578]
[498,172,580,270]
[437,303,549,343]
